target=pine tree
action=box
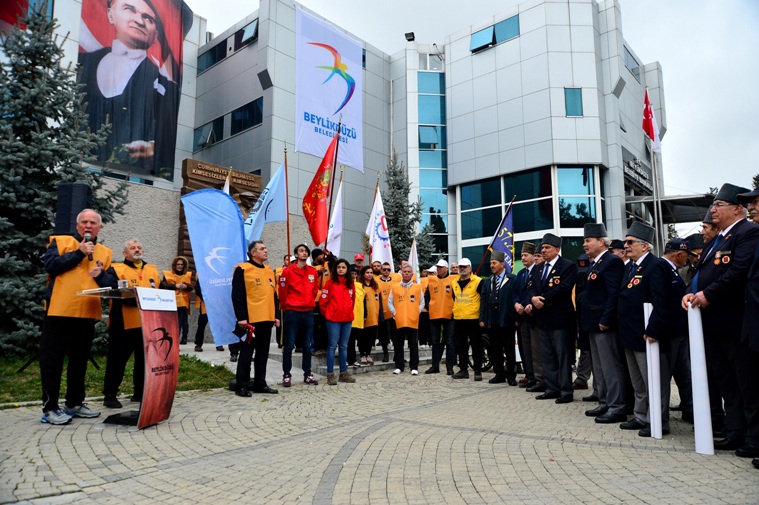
[415,223,437,268]
[382,149,435,267]
[752,173,759,190]
[0,5,129,353]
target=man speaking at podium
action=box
[102,239,160,409]
[40,209,116,425]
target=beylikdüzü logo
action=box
[308,42,355,114]
[205,247,231,276]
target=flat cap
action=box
[626,222,655,244]
[583,223,608,239]
[541,233,562,248]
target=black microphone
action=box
[149,279,156,288]
[84,233,93,261]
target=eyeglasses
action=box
[712,202,736,208]
[624,239,644,245]
[382,268,391,272]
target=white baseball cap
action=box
[458,258,472,267]
[435,259,449,268]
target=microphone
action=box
[149,279,156,288]
[84,233,93,261]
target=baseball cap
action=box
[354,254,364,261]
[435,259,449,268]
[458,258,472,267]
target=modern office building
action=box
[28,0,668,265]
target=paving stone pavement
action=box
[2,352,758,504]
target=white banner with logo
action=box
[135,288,177,311]
[295,7,363,171]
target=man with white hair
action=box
[451,258,484,381]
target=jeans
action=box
[326,321,352,373]
[283,310,313,377]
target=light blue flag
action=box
[244,162,288,244]
[181,189,247,346]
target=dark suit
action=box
[527,256,577,398]
[480,271,518,380]
[514,266,537,383]
[693,219,759,444]
[579,250,625,415]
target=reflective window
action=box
[494,15,519,43]
[513,199,554,232]
[565,88,583,117]
[557,167,594,196]
[419,53,428,70]
[461,207,503,240]
[418,95,446,124]
[193,117,224,151]
[234,19,259,51]
[559,197,596,228]
[623,46,640,81]
[429,54,444,71]
[231,97,263,135]
[420,169,447,188]
[419,150,448,168]
[559,237,584,263]
[504,167,551,201]
[418,72,445,94]
[419,126,446,149]
[28,0,54,19]
[198,41,227,73]
[420,189,448,212]
[462,245,491,273]
[422,213,448,232]
[461,177,501,210]
[432,235,448,255]
[470,26,495,52]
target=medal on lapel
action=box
[714,251,721,265]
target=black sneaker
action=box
[452,370,469,379]
[103,396,123,409]
[230,353,239,362]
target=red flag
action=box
[302,134,338,246]
[642,88,661,152]
[0,0,28,29]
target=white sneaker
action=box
[411,370,419,375]
[393,368,401,374]
[41,408,72,425]
[63,403,101,418]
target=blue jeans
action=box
[326,321,352,373]
[283,310,313,376]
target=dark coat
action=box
[579,251,624,333]
[690,219,759,338]
[527,256,577,331]
[743,243,759,351]
[479,271,517,329]
[617,253,681,352]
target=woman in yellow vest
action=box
[160,256,193,344]
[359,266,380,366]
[348,266,365,367]
[388,265,425,375]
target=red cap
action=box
[354,254,365,261]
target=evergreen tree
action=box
[382,149,434,267]
[752,173,759,189]
[0,5,128,353]
[415,223,437,268]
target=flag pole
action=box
[284,142,291,255]
[366,177,380,258]
[324,121,342,249]
[326,167,344,252]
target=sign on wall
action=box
[295,7,363,171]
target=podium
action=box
[78,287,180,429]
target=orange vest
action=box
[362,284,381,327]
[46,235,112,319]
[352,282,366,329]
[427,274,455,320]
[377,277,398,320]
[420,277,429,313]
[193,273,206,314]
[391,282,423,329]
[111,262,160,329]
[162,270,192,308]
[238,262,276,322]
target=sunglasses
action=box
[382,268,391,271]
[624,239,644,245]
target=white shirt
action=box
[97,39,147,98]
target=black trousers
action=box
[393,326,419,371]
[40,316,96,412]
[236,321,273,390]
[103,327,144,398]
[489,324,517,380]
[378,317,396,352]
[430,318,455,372]
[454,319,482,372]
[358,326,376,356]
[418,312,431,346]
[194,313,208,346]
[348,327,360,364]
[313,309,327,351]
[177,307,189,342]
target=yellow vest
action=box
[363,284,381,327]
[111,262,161,329]
[452,275,482,320]
[162,270,193,308]
[420,277,429,313]
[46,235,113,319]
[238,262,277,322]
[377,277,398,320]
[391,282,423,329]
[352,282,366,329]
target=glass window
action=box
[420,189,447,213]
[565,88,583,117]
[432,235,448,255]
[461,207,503,240]
[418,72,445,94]
[462,245,491,274]
[198,41,227,73]
[422,213,448,233]
[623,46,640,81]
[231,97,263,135]
[419,53,428,70]
[429,54,444,71]
[362,49,366,69]
[418,95,446,124]
[494,15,519,43]
[461,177,501,210]
[558,237,584,263]
[420,169,447,188]
[470,26,495,52]
[28,0,54,19]
[193,117,224,151]
[557,167,594,196]
[419,126,446,149]
[419,150,448,168]
[513,199,554,232]
[558,197,596,228]
[504,167,552,201]
[234,19,258,51]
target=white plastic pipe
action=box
[643,303,662,439]
[687,303,715,455]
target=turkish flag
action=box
[642,88,661,152]
[0,0,28,28]
[302,134,339,246]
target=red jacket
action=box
[320,278,355,323]
[278,263,319,312]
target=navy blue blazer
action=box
[527,256,577,331]
[579,251,624,333]
[742,242,759,351]
[479,271,517,329]
[617,253,681,352]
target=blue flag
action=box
[182,189,247,346]
[489,208,515,274]
[244,162,288,244]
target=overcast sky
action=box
[185,0,759,233]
